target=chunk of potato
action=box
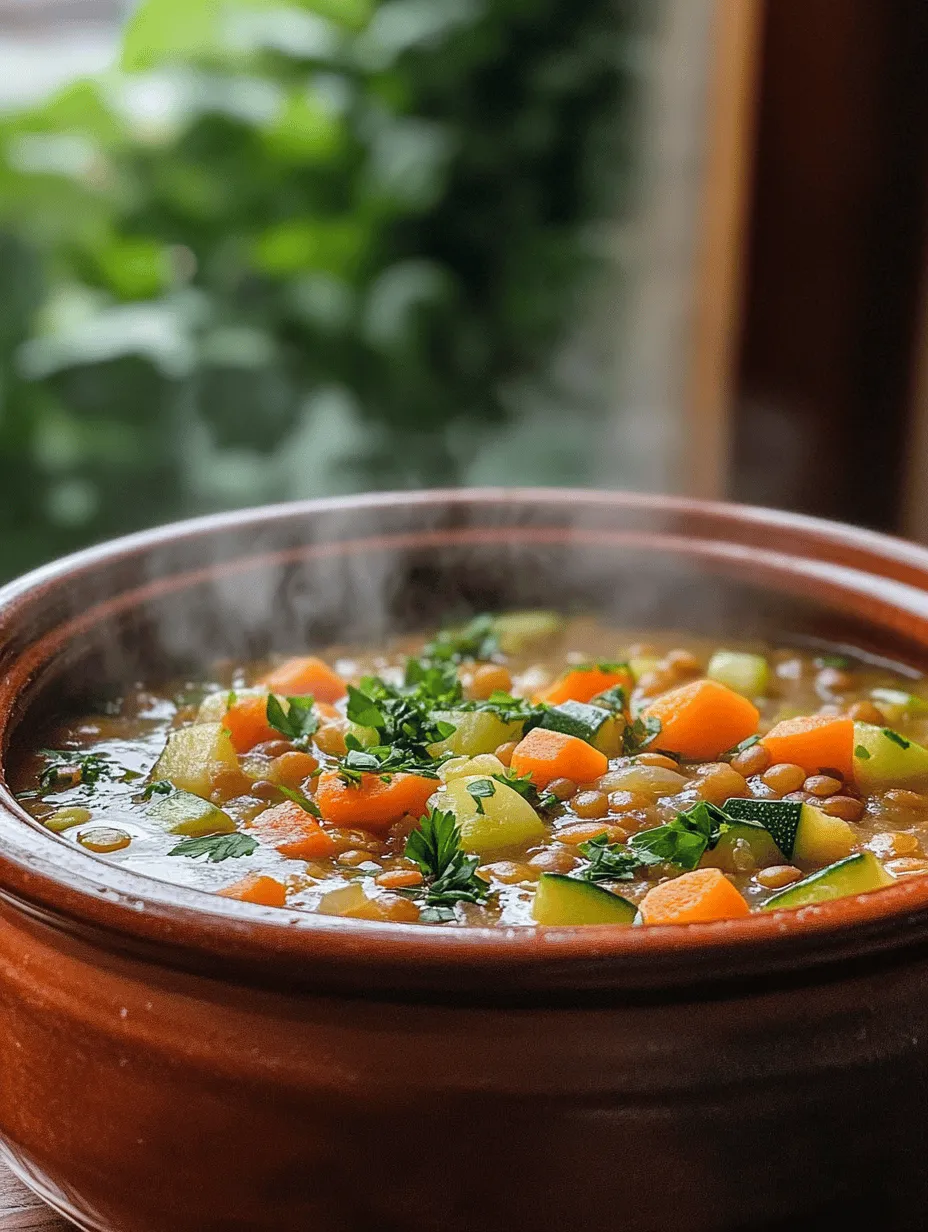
[442,775,545,855]
[197,688,265,723]
[151,722,239,798]
[439,754,506,782]
[429,710,523,758]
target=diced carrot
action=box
[537,666,633,706]
[642,679,759,761]
[315,702,341,720]
[261,656,347,703]
[639,868,749,925]
[315,771,437,833]
[248,800,338,860]
[223,693,277,753]
[375,868,425,889]
[510,728,608,789]
[760,714,854,779]
[218,873,288,908]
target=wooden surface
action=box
[0,1164,68,1230]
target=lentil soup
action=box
[13,613,928,927]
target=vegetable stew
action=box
[13,613,928,927]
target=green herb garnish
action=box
[404,807,490,921]
[575,833,641,882]
[335,671,459,784]
[423,614,500,664]
[38,750,115,791]
[491,769,537,800]
[622,715,661,756]
[466,777,496,815]
[345,684,386,728]
[816,655,851,669]
[139,779,174,800]
[592,684,627,712]
[266,694,319,747]
[277,785,322,818]
[627,801,729,871]
[723,734,761,760]
[167,833,259,863]
[855,744,871,760]
[882,728,912,750]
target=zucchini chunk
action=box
[853,722,928,791]
[532,874,636,925]
[761,851,893,910]
[723,797,855,863]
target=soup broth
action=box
[13,614,928,927]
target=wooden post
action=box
[683,0,764,500]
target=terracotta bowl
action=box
[4,490,928,1232]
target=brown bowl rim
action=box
[4,487,928,991]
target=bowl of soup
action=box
[3,489,928,1231]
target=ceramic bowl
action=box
[2,490,928,1231]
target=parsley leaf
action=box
[139,779,174,800]
[277,785,322,818]
[628,801,729,871]
[404,807,490,919]
[592,684,628,712]
[405,807,461,878]
[622,715,662,756]
[337,738,442,785]
[168,833,259,863]
[38,750,115,791]
[402,657,463,706]
[335,671,459,784]
[266,695,319,746]
[883,728,912,750]
[575,833,641,882]
[423,614,500,663]
[491,769,537,800]
[722,734,761,760]
[466,777,496,814]
[469,690,547,727]
[345,684,385,729]
[855,744,871,760]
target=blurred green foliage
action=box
[0,0,645,579]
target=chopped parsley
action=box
[575,660,629,674]
[265,695,319,746]
[723,734,761,759]
[816,654,851,670]
[336,672,459,784]
[345,684,386,729]
[575,833,641,882]
[139,779,174,800]
[423,614,500,664]
[277,785,322,818]
[622,715,661,756]
[592,684,627,712]
[855,744,871,760]
[491,769,536,799]
[882,728,911,750]
[167,833,259,863]
[489,768,560,812]
[466,777,496,814]
[38,750,115,791]
[337,737,443,785]
[627,801,729,870]
[404,807,490,921]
